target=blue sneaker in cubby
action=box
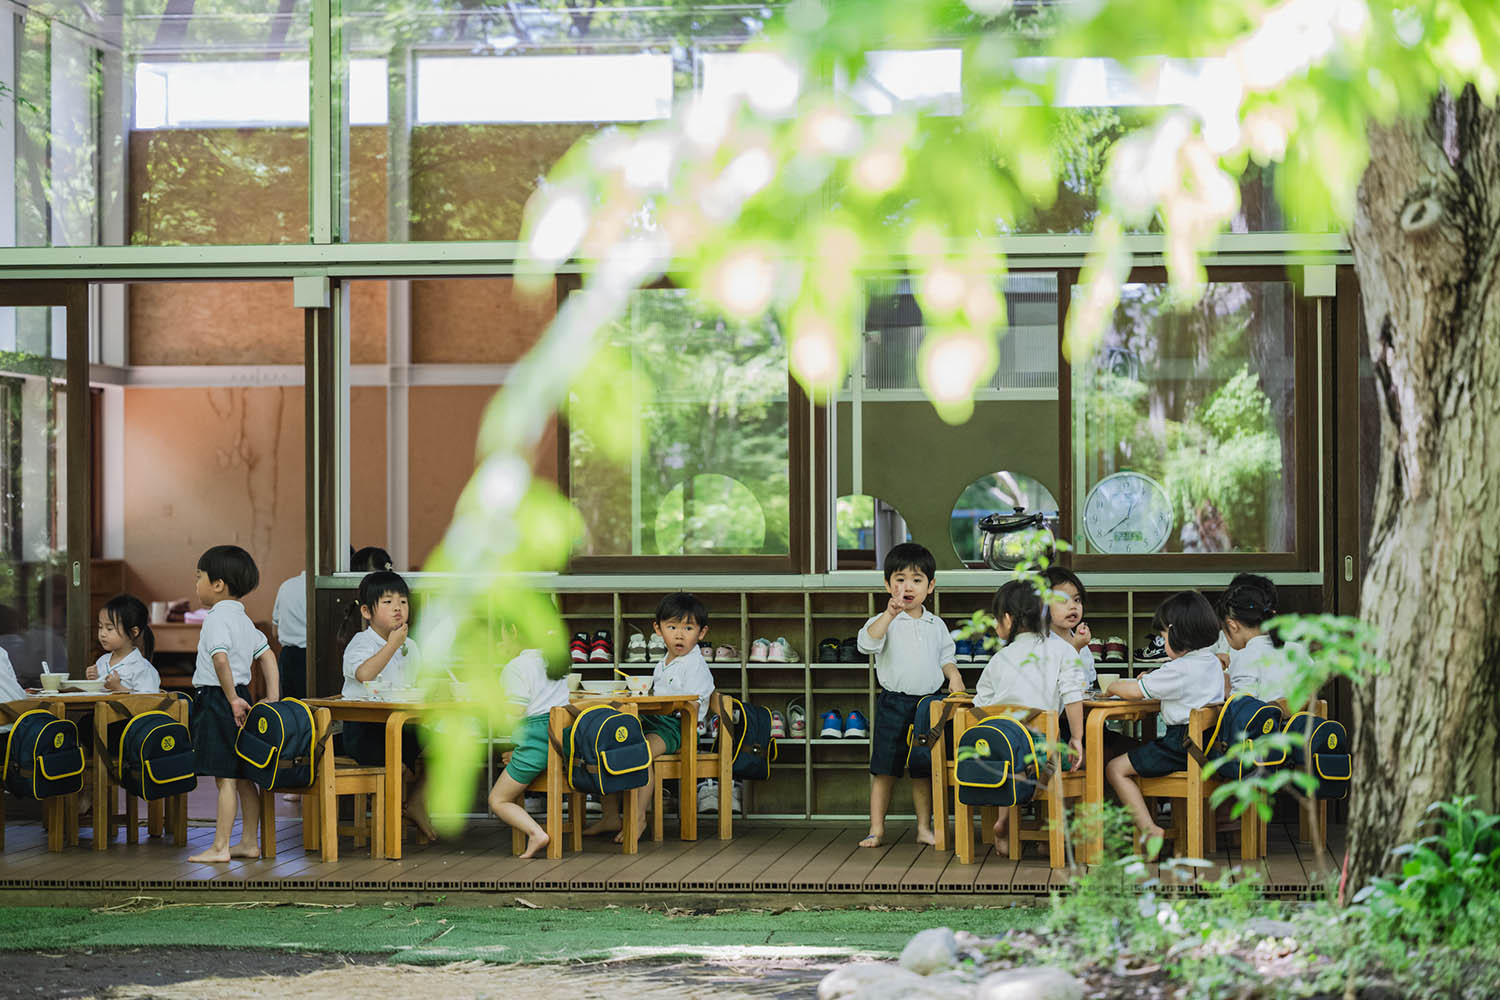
[819,709,844,739]
[844,710,869,739]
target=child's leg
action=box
[614,733,664,845]
[862,774,896,847]
[230,779,262,857]
[187,777,239,863]
[1105,753,1165,853]
[992,808,1010,855]
[583,794,622,835]
[489,772,548,858]
[911,775,936,845]
[403,766,437,842]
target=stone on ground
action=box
[974,966,1084,1000]
[899,927,959,975]
[818,961,968,999]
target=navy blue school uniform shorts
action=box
[869,687,945,777]
[341,720,422,770]
[192,684,251,779]
[1127,723,1190,777]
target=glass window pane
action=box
[1072,280,1297,555]
[569,289,790,557]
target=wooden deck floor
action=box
[0,813,1342,899]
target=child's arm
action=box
[1106,678,1145,700]
[1064,700,1084,768]
[352,624,408,683]
[941,661,963,694]
[859,607,900,649]
[103,671,127,693]
[1068,623,1091,651]
[213,651,251,726]
[255,648,280,703]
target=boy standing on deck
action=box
[857,543,963,848]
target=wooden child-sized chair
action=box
[502,706,586,859]
[1,699,78,852]
[650,691,733,842]
[1140,704,1261,862]
[926,693,972,853]
[93,693,192,849]
[260,707,385,862]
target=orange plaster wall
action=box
[410,277,555,363]
[350,386,389,552]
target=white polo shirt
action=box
[192,600,270,688]
[94,649,161,694]
[1228,634,1303,703]
[1137,648,1225,726]
[1047,632,1096,686]
[342,627,420,701]
[501,649,569,718]
[650,644,716,719]
[0,648,25,702]
[858,607,956,696]
[271,572,307,648]
[976,633,1086,715]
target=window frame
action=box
[1061,265,1320,573]
[556,275,811,574]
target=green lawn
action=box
[0,903,1043,964]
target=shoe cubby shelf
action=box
[544,584,1196,820]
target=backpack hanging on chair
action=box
[235,699,321,790]
[2,709,85,799]
[561,704,652,795]
[107,703,198,802]
[955,714,1047,807]
[720,695,777,781]
[1199,693,1286,782]
[906,694,962,778]
[1284,710,1350,800]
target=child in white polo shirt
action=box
[1217,574,1302,703]
[857,543,963,849]
[1103,590,1225,855]
[88,594,161,693]
[187,545,280,865]
[488,637,571,858]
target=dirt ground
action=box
[4,950,832,999]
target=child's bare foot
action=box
[188,847,232,863]
[992,818,1012,854]
[583,818,622,837]
[1139,824,1167,860]
[520,830,550,859]
[915,828,936,846]
[227,841,260,859]
[404,808,438,843]
[858,831,883,848]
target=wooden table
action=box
[1082,697,1160,864]
[302,696,417,860]
[564,692,701,849]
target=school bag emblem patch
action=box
[162,736,175,751]
[615,726,629,743]
[258,717,269,734]
[53,733,65,749]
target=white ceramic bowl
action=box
[67,678,107,693]
[580,679,623,694]
[626,676,652,695]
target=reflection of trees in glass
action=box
[654,473,765,554]
[836,494,874,550]
[949,472,1058,563]
[1080,283,1291,552]
[569,289,789,556]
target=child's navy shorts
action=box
[192,684,251,779]
[1127,723,1190,777]
[341,720,422,770]
[870,687,945,777]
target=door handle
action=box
[1344,556,1353,583]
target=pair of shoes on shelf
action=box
[952,634,990,662]
[711,645,741,662]
[817,637,865,663]
[570,631,614,663]
[818,709,868,739]
[1102,636,1128,662]
[748,637,800,663]
[787,699,807,738]
[1134,633,1168,662]
[698,714,720,741]
[770,710,787,739]
[624,633,648,662]
[817,638,841,662]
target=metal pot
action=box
[978,507,1057,570]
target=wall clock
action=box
[1082,471,1174,554]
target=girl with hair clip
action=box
[1217,575,1304,703]
[975,580,1087,852]
[88,594,161,693]
[1103,590,1225,854]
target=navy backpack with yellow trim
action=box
[109,708,197,801]
[955,715,1046,807]
[3,709,85,799]
[906,695,961,778]
[562,704,651,795]
[720,695,777,781]
[235,699,320,790]
[1284,711,1350,799]
[1201,693,1286,782]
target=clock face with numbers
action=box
[1082,472,1174,554]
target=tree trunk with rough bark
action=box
[1345,86,1500,892]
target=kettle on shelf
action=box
[977,507,1058,571]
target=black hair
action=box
[339,570,411,646]
[1218,574,1282,646]
[655,591,708,628]
[1150,591,1221,655]
[1043,566,1087,604]
[991,581,1045,641]
[883,542,936,582]
[352,546,394,573]
[101,594,155,661]
[197,545,260,599]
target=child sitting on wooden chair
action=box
[974,580,1086,853]
[1103,591,1224,856]
[488,634,571,858]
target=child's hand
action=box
[885,596,906,618]
[500,751,513,765]
[948,676,965,695]
[1067,737,1083,770]
[1072,622,1092,649]
[86,664,99,680]
[1216,652,1230,670]
[103,673,125,693]
[230,696,251,728]
[387,623,410,648]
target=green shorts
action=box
[640,712,683,755]
[502,714,552,785]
